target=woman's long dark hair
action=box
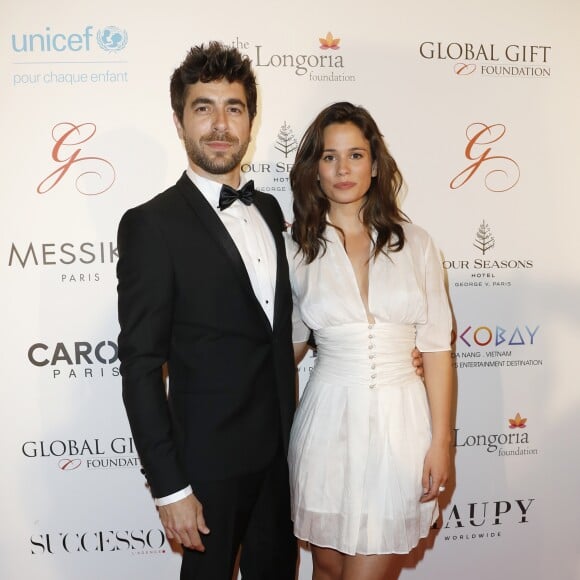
[290,102,408,263]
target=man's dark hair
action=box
[170,41,258,124]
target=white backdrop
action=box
[2,0,579,578]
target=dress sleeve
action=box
[292,293,310,343]
[284,232,310,343]
[415,233,453,352]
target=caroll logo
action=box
[27,340,120,380]
[11,26,128,54]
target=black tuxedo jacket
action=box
[117,173,296,498]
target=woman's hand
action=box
[420,441,450,502]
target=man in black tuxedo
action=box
[117,42,297,579]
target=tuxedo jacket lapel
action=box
[252,194,290,333]
[177,173,275,333]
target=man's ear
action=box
[173,112,184,140]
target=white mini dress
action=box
[286,222,452,555]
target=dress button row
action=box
[368,323,376,389]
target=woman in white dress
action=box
[287,102,454,580]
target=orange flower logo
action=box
[320,32,340,50]
[508,413,527,429]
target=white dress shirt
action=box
[155,168,278,506]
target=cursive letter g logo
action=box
[37,122,116,195]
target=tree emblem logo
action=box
[473,220,495,255]
[274,122,298,158]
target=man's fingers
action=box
[158,494,209,552]
[182,528,205,551]
[196,508,210,535]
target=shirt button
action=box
[371,364,376,369]
[368,344,374,350]
[369,384,376,389]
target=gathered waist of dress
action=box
[310,323,419,388]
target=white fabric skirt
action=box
[288,323,438,555]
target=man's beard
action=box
[184,132,249,175]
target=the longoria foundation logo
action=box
[454,413,539,457]
[443,220,534,289]
[419,41,551,78]
[230,34,355,81]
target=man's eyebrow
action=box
[225,98,247,108]
[190,97,214,107]
[189,97,247,108]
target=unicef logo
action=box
[96,26,128,53]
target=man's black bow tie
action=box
[218,180,255,211]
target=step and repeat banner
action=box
[2,1,579,578]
